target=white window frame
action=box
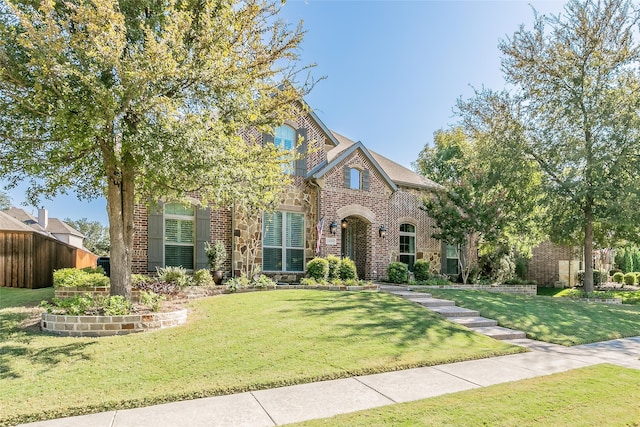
[274,125,296,175]
[262,211,305,272]
[399,223,416,271]
[164,203,195,270]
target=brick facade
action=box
[527,240,578,286]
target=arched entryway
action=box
[336,205,376,279]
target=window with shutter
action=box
[262,211,305,272]
[273,125,295,174]
[164,203,195,270]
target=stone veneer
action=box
[41,309,187,337]
[409,284,537,296]
[55,287,142,303]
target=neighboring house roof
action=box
[46,218,84,238]
[316,130,441,191]
[2,207,47,232]
[0,211,35,232]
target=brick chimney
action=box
[38,207,48,229]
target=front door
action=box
[341,222,355,260]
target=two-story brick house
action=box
[132,106,463,281]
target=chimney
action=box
[38,207,48,229]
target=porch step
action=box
[407,297,454,307]
[449,316,498,328]
[429,306,480,317]
[470,326,526,340]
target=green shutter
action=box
[147,202,164,271]
[362,169,370,191]
[196,207,211,270]
[295,128,307,177]
[343,166,350,188]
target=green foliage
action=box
[576,270,609,286]
[193,269,214,286]
[615,249,626,272]
[131,274,151,288]
[204,241,227,271]
[623,272,637,286]
[64,218,110,256]
[514,256,529,280]
[225,273,275,291]
[253,274,276,289]
[80,266,105,275]
[387,262,409,284]
[102,296,134,316]
[413,260,431,281]
[613,272,624,283]
[140,291,166,313]
[299,277,317,286]
[306,257,329,281]
[623,251,634,274]
[53,268,110,289]
[0,0,315,298]
[338,257,357,280]
[156,266,193,288]
[0,190,10,210]
[478,250,515,284]
[325,255,341,280]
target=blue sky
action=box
[4,0,566,225]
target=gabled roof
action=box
[2,207,48,233]
[310,130,441,191]
[0,211,34,232]
[47,218,84,237]
[309,139,398,191]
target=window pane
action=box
[165,219,179,243]
[263,212,282,247]
[286,249,304,272]
[179,220,194,243]
[263,247,282,271]
[286,213,304,248]
[400,223,415,233]
[446,258,459,275]
[165,203,194,216]
[165,219,193,244]
[399,254,415,272]
[165,245,194,269]
[350,168,361,189]
[275,126,295,150]
[446,244,458,259]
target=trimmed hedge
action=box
[388,262,409,284]
[307,257,329,281]
[414,260,430,281]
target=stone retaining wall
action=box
[409,284,537,296]
[54,287,142,303]
[41,309,188,337]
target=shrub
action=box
[338,257,357,280]
[226,275,250,292]
[140,291,166,312]
[53,268,110,288]
[387,262,409,283]
[157,266,192,287]
[133,280,180,296]
[102,295,134,315]
[306,257,329,281]
[636,272,640,283]
[343,278,358,286]
[326,255,341,280]
[514,255,529,280]
[193,269,213,286]
[204,240,227,270]
[253,274,276,288]
[299,277,317,286]
[81,266,105,275]
[413,260,430,281]
[575,269,608,286]
[613,272,624,283]
[623,272,636,286]
[131,274,150,288]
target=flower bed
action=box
[41,309,188,337]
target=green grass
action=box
[290,364,640,426]
[0,288,523,426]
[426,289,640,345]
[537,286,640,304]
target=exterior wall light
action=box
[329,221,338,235]
[379,225,387,238]
[341,218,348,229]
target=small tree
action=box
[204,241,227,272]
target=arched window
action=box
[274,125,295,174]
[399,223,416,271]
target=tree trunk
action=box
[106,162,136,299]
[584,205,594,293]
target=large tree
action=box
[64,217,110,256]
[458,0,640,292]
[0,0,315,298]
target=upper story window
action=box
[349,168,361,189]
[274,125,295,174]
[164,203,195,269]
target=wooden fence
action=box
[0,230,97,289]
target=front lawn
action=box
[0,288,522,426]
[291,364,640,426]
[426,289,640,345]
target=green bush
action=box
[253,274,276,288]
[299,277,317,286]
[102,295,134,315]
[131,274,150,288]
[326,255,341,280]
[623,272,636,286]
[338,257,357,280]
[140,291,165,312]
[193,269,213,286]
[343,278,358,286]
[387,262,409,284]
[575,269,608,286]
[81,266,105,275]
[157,266,192,287]
[306,257,329,281]
[613,272,624,283]
[635,272,640,283]
[514,255,529,280]
[413,260,430,281]
[53,268,110,288]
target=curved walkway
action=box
[20,287,640,427]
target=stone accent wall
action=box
[41,309,187,337]
[528,241,578,286]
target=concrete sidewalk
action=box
[20,336,640,427]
